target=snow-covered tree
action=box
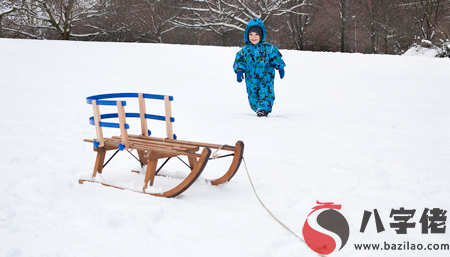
[336,0,353,52]
[405,0,448,41]
[124,0,180,43]
[68,0,181,43]
[317,0,356,52]
[0,0,22,37]
[283,0,319,50]
[174,0,312,45]
[5,0,107,40]
[355,0,403,54]
[141,0,180,43]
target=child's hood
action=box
[244,17,267,44]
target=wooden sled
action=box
[79,93,244,198]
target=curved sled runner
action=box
[79,93,244,198]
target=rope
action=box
[211,145,224,159]
[242,157,304,240]
[242,157,321,241]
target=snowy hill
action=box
[0,38,449,257]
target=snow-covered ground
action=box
[402,41,441,58]
[0,38,449,257]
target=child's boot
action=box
[257,110,268,117]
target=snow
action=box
[402,41,440,58]
[0,38,449,257]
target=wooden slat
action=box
[92,100,105,147]
[98,138,201,158]
[129,142,187,152]
[117,100,129,149]
[129,134,236,151]
[115,136,199,151]
[164,95,174,139]
[110,136,192,152]
[138,93,148,136]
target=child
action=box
[233,17,286,117]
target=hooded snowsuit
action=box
[233,18,286,114]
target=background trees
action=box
[2,0,108,40]
[283,0,319,50]
[173,0,313,46]
[92,0,181,43]
[0,0,22,38]
[1,0,449,55]
[354,0,404,54]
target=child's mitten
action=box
[237,70,244,82]
[279,69,285,79]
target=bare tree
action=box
[336,0,353,52]
[355,0,382,53]
[5,0,107,40]
[403,0,447,41]
[135,0,181,43]
[0,0,22,37]
[96,0,180,43]
[174,0,312,46]
[355,0,402,54]
[318,0,356,52]
[377,0,405,54]
[283,0,318,49]
[440,3,450,41]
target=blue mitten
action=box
[237,70,244,82]
[279,69,285,79]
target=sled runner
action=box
[79,93,244,198]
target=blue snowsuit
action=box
[233,18,286,114]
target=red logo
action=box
[302,201,350,255]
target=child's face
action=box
[249,32,261,45]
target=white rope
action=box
[242,157,326,257]
[242,157,304,240]
[212,145,224,159]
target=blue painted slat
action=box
[88,114,119,125]
[142,94,174,101]
[86,93,138,104]
[99,122,120,129]
[89,112,173,127]
[145,114,166,121]
[125,113,175,122]
[86,93,173,104]
[146,114,175,122]
[100,122,129,129]
[88,116,129,129]
[95,100,127,106]
[124,113,164,120]
[101,113,119,119]
[125,113,140,118]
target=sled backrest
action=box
[86,93,175,150]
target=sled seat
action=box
[80,93,244,198]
